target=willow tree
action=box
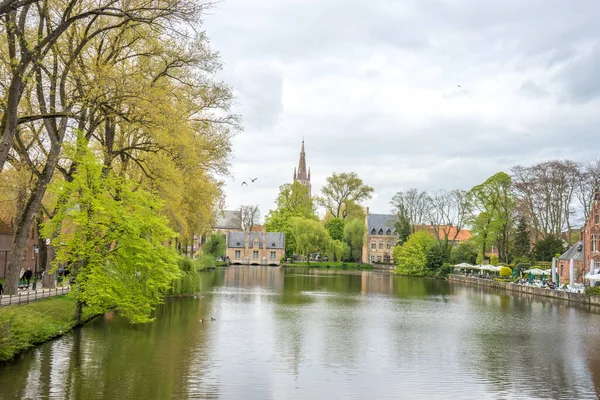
[43,136,180,323]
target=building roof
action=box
[227,232,285,249]
[559,241,584,261]
[367,214,398,235]
[215,210,241,230]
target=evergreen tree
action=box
[395,206,411,245]
[513,217,531,259]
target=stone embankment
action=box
[449,275,600,306]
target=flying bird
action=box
[250,178,258,182]
[241,181,247,186]
[458,85,461,88]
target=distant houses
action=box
[361,208,472,264]
[226,231,285,266]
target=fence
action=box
[0,286,70,307]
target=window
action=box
[371,241,376,249]
[253,240,259,248]
[384,255,391,263]
[370,255,375,262]
[386,241,391,249]
[379,240,384,249]
[370,228,376,235]
[235,250,241,259]
[377,255,382,262]
[253,250,259,260]
[594,235,597,252]
[596,215,599,224]
[386,228,391,235]
[378,228,384,235]
[270,251,276,260]
[560,264,564,276]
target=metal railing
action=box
[0,286,70,307]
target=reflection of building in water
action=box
[222,266,284,293]
[361,271,394,295]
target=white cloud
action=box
[205,0,600,219]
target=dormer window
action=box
[370,228,376,235]
[378,228,383,235]
[272,243,276,247]
[386,228,391,235]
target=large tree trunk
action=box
[0,70,26,173]
[42,243,56,289]
[4,141,61,294]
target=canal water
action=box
[1,266,600,399]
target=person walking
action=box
[24,267,33,286]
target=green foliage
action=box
[343,219,365,261]
[204,233,226,259]
[0,297,98,362]
[169,258,203,295]
[42,137,180,324]
[476,253,484,264]
[325,218,345,241]
[395,207,411,245]
[288,217,332,263]
[490,255,499,265]
[513,217,531,259]
[426,245,445,272]
[393,231,437,276]
[499,266,512,277]
[469,172,515,263]
[532,235,565,262]
[585,287,600,296]
[316,172,374,219]
[265,182,317,256]
[282,261,371,270]
[450,240,478,264]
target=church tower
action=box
[293,139,311,196]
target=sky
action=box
[202,0,600,221]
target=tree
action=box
[265,182,316,256]
[512,160,580,239]
[513,217,531,260]
[325,218,345,242]
[316,172,373,219]
[343,219,365,262]
[575,159,600,223]
[42,137,180,323]
[393,230,436,276]
[395,211,411,245]
[425,246,444,272]
[288,217,332,264]
[429,189,471,259]
[450,241,478,265]
[469,172,515,263]
[390,188,432,233]
[532,235,565,262]
[240,205,260,233]
[204,233,226,260]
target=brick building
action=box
[293,139,311,196]
[0,224,39,279]
[226,231,285,266]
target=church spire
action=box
[297,139,307,180]
[293,139,311,196]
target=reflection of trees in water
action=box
[0,298,221,399]
[457,284,599,398]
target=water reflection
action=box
[1,266,600,399]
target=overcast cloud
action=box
[203,0,600,220]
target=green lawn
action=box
[282,262,373,270]
[0,296,99,363]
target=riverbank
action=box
[0,296,100,363]
[449,275,600,306]
[282,262,373,270]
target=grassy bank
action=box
[0,296,99,363]
[282,262,373,270]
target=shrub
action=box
[490,255,499,266]
[499,266,512,277]
[586,287,600,297]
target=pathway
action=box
[0,286,70,306]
